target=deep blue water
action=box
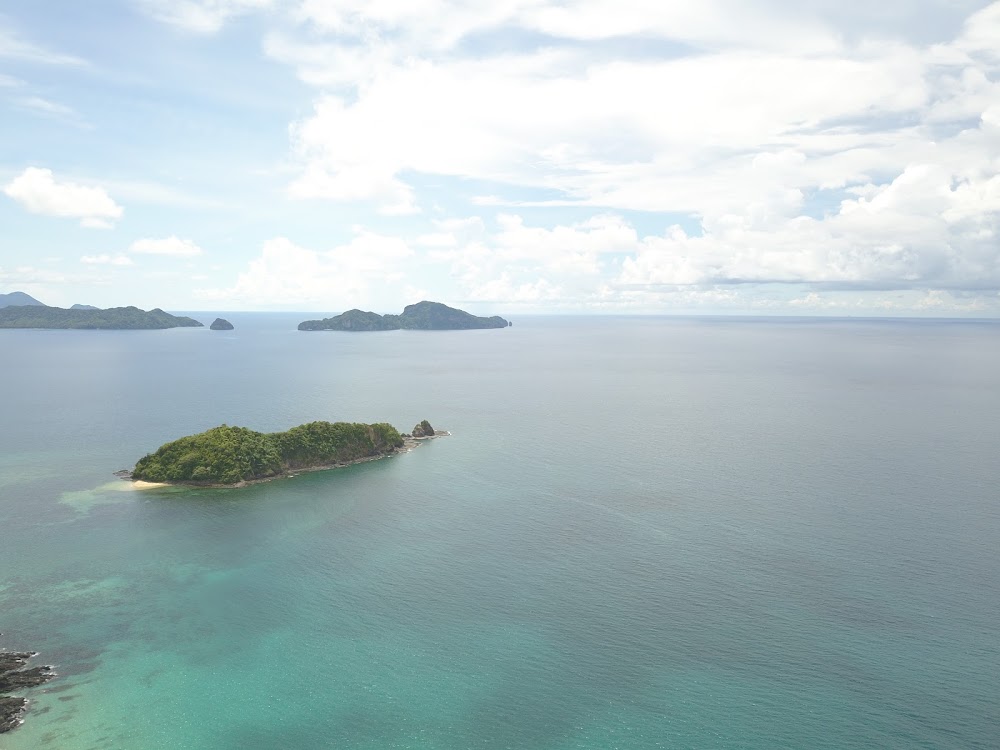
[1,314,998,749]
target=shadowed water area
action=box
[1,314,998,749]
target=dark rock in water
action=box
[0,666,54,693]
[210,317,234,331]
[0,696,27,733]
[0,654,33,673]
[412,420,435,438]
[1,649,55,734]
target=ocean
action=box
[1,314,998,749]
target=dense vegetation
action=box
[0,305,203,329]
[298,300,509,331]
[299,309,399,331]
[132,421,406,485]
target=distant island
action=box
[0,291,46,309]
[298,301,509,331]
[128,420,442,487]
[1,291,100,311]
[210,318,234,330]
[0,305,202,330]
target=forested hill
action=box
[0,306,203,329]
[131,421,407,486]
[299,300,509,331]
[0,291,46,308]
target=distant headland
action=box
[126,420,444,488]
[0,291,202,329]
[298,301,510,331]
[0,305,202,330]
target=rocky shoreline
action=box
[117,427,449,489]
[0,647,55,734]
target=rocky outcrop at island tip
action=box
[210,318,235,330]
[411,420,435,438]
[1,648,55,734]
[298,301,509,331]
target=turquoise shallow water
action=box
[1,315,999,749]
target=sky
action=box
[1,0,999,315]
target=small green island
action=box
[130,420,441,487]
[0,305,202,330]
[298,301,509,331]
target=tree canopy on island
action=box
[298,301,509,331]
[132,421,405,485]
[0,305,202,329]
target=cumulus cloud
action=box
[196,230,413,307]
[3,168,123,228]
[81,254,134,266]
[263,0,1000,311]
[135,0,275,33]
[129,236,204,257]
[282,44,930,214]
[26,0,999,314]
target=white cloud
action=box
[266,0,1000,311]
[3,168,124,227]
[196,230,413,307]
[413,199,998,312]
[284,46,930,214]
[952,2,1000,63]
[15,96,76,117]
[0,25,87,65]
[7,0,998,315]
[13,97,87,126]
[129,236,204,257]
[289,0,841,55]
[0,73,23,87]
[81,254,134,266]
[465,274,564,304]
[136,0,275,33]
[416,217,485,247]
[492,214,637,274]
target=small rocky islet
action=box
[210,317,234,330]
[0,647,55,734]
